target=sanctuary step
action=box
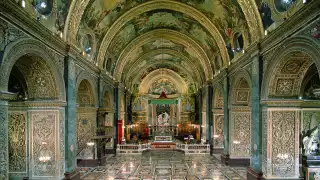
[150,142,176,150]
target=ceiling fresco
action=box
[107,9,220,64]
[148,78,178,95]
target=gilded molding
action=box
[114,29,213,81]
[123,49,203,84]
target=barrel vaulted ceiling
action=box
[19,0,303,95]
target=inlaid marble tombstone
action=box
[7,55,64,179]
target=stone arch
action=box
[77,79,96,106]
[0,38,65,100]
[261,36,320,99]
[229,69,252,158]
[101,84,114,109]
[230,69,252,106]
[75,71,98,107]
[213,83,225,109]
[139,69,188,95]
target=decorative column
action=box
[64,56,78,175]
[248,53,263,179]
[113,83,120,149]
[221,74,230,164]
[207,82,213,150]
[0,99,9,180]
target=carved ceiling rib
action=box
[64,0,91,44]
[113,29,213,81]
[139,68,188,94]
[65,0,264,67]
[95,0,229,69]
[123,49,203,83]
[237,0,264,41]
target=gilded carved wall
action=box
[262,108,300,178]
[8,111,26,174]
[230,110,251,157]
[213,114,224,148]
[30,110,61,178]
[76,109,96,156]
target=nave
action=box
[80,151,246,180]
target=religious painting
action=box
[82,0,146,37]
[177,0,250,43]
[148,79,177,95]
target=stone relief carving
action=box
[0,19,27,52]
[269,52,312,97]
[16,56,57,99]
[214,115,224,148]
[271,111,296,177]
[8,112,26,173]
[0,105,8,180]
[230,112,251,157]
[76,111,96,155]
[31,111,56,177]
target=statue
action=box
[302,114,320,156]
[158,112,170,126]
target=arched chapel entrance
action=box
[6,52,65,179]
[261,39,320,178]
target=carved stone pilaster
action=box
[262,108,300,179]
[0,100,8,180]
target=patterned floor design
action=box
[80,151,246,180]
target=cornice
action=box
[0,91,17,101]
[0,0,67,56]
[8,100,67,108]
[261,99,320,108]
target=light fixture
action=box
[233,140,240,144]
[264,30,268,36]
[21,0,25,8]
[40,2,47,8]
[59,32,63,38]
[303,0,307,3]
[213,135,220,138]
[39,142,51,162]
[86,142,95,146]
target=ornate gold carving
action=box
[89,1,229,69]
[268,51,313,97]
[230,112,251,157]
[15,56,57,99]
[8,112,26,173]
[271,111,296,177]
[214,115,224,148]
[30,111,57,177]
[114,29,213,81]
[76,110,96,155]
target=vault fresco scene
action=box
[0,0,320,180]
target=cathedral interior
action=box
[0,0,320,179]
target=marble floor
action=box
[79,151,246,180]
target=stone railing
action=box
[117,143,210,154]
[177,143,210,155]
[116,143,150,154]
